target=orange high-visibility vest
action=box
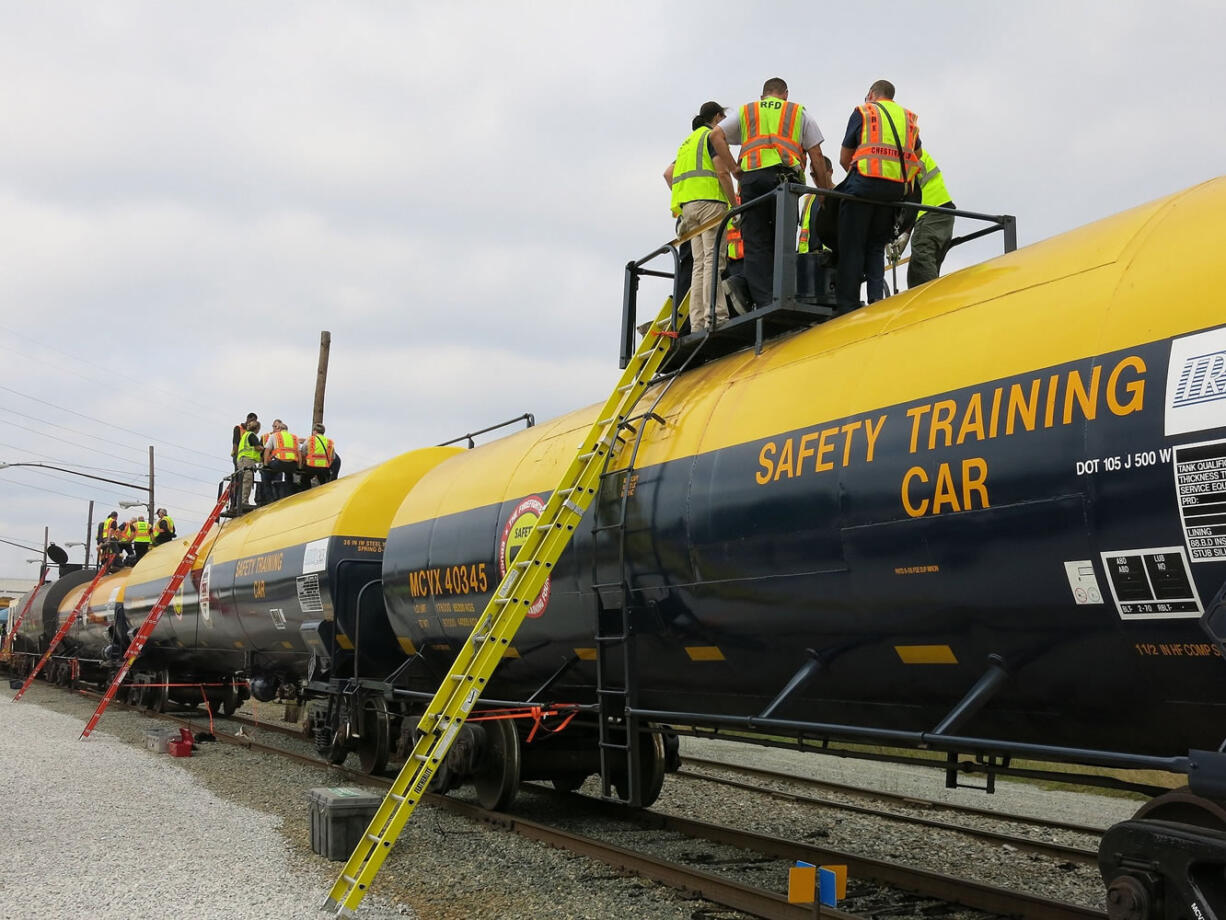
[850,101,920,183]
[726,195,743,260]
[738,99,805,171]
[303,434,335,469]
[267,429,298,462]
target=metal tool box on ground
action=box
[308,787,382,861]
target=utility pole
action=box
[85,500,94,568]
[40,526,48,580]
[148,445,155,523]
[313,330,331,430]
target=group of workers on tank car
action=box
[665,77,955,333]
[230,411,340,512]
[94,507,176,567]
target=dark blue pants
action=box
[739,166,796,309]
[836,177,903,310]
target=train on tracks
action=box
[8,177,1226,920]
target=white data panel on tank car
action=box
[1099,547,1202,620]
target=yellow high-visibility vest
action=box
[669,127,729,214]
[738,98,804,171]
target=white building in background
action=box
[0,577,38,612]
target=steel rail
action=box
[62,686,1106,920]
[682,755,1108,836]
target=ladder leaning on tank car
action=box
[12,554,117,702]
[80,484,232,739]
[323,294,692,916]
[621,181,1018,368]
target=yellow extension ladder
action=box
[324,293,689,916]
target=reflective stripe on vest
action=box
[160,516,176,537]
[236,432,261,462]
[739,99,804,171]
[726,195,743,260]
[916,148,952,214]
[669,127,728,213]
[100,520,116,540]
[304,435,334,468]
[268,430,298,462]
[132,521,151,543]
[851,101,920,183]
[798,195,815,253]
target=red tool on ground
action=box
[13,556,116,702]
[2,569,47,658]
[80,484,231,740]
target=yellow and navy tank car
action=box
[9,177,1226,918]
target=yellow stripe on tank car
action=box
[335,634,354,650]
[574,648,597,661]
[391,179,1226,527]
[684,646,726,661]
[397,637,417,656]
[894,644,958,664]
[503,647,520,659]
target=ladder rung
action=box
[390,792,406,802]
[365,833,382,843]
[599,741,632,752]
[342,874,359,885]
[595,634,628,643]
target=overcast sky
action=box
[1,0,1222,577]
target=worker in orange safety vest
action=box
[299,423,336,490]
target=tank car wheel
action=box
[1134,786,1226,830]
[219,682,240,717]
[151,668,171,713]
[613,729,667,808]
[126,681,143,706]
[473,718,521,811]
[356,694,390,775]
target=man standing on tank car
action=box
[153,508,176,546]
[299,423,336,490]
[232,412,258,469]
[836,79,921,311]
[234,418,262,510]
[262,419,300,502]
[664,101,737,334]
[710,78,832,313]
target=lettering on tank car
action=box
[1100,547,1202,619]
[755,354,1146,520]
[340,538,385,553]
[407,563,490,599]
[1173,439,1226,562]
[1134,641,1221,657]
[235,551,285,578]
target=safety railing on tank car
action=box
[620,182,1018,367]
[438,412,536,450]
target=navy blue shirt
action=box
[841,106,920,198]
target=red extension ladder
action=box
[80,483,231,739]
[13,555,117,702]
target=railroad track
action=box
[677,756,1101,866]
[63,688,1107,920]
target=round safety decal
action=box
[498,495,551,618]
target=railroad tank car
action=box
[117,447,459,756]
[374,178,1226,915]
[7,570,95,681]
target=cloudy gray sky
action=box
[1,0,1222,576]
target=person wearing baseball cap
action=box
[663,101,737,334]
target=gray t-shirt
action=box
[720,101,824,151]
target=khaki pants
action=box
[680,200,729,332]
[236,456,258,506]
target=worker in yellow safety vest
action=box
[836,78,920,311]
[664,101,737,334]
[96,512,119,555]
[262,419,300,502]
[131,516,152,562]
[710,77,832,313]
[299,423,336,490]
[234,418,262,510]
[153,508,176,546]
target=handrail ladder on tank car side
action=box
[323,294,691,917]
[589,289,711,806]
[621,183,1018,368]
